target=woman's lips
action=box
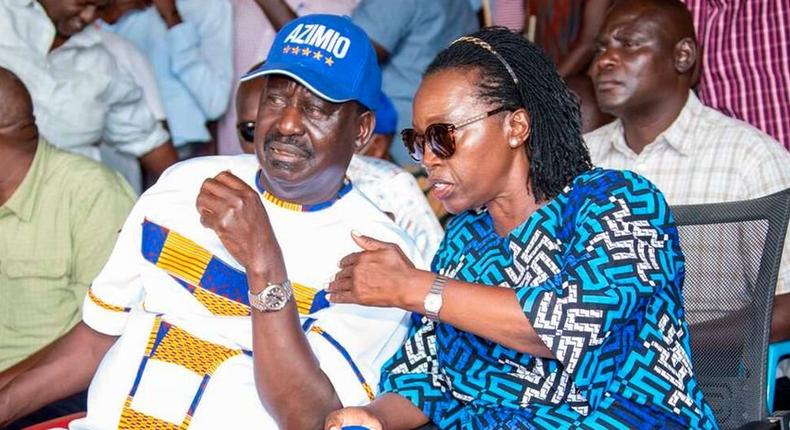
[430,179,454,200]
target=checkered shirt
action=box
[585,91,790,295]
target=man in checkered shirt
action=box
[584,0,790,364]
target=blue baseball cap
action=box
[373,91,397,135]
[242,14,382,111]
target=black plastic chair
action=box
[672,187,790,430]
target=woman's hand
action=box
[326,232,424,309]
[324,406,383,430]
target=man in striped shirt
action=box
[681,0,790,152]
[585,0,790,368]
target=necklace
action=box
[255,170,352,212]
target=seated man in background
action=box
[0,15,423,430]
[585,0,790,359]
[0,67,136,427]
[237,74,444,263]
[96,28,169,193]
[350,0,479,165]
[681,0,790,152]
[0,0,177,182]
[357,90,397,161]
[99,0,234,159]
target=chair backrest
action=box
[671,187,790,429]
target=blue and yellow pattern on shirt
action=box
[139,219,329,316]
[380,169,719,429]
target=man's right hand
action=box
[196,171,285,283]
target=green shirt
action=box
[0,140,136,370]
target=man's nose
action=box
[79,5,98,25]
[591,47,618,75]
[275,106,305,136]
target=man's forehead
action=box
[608,1,683,34]
[264,75,338,105]
[603,4,671,40]
[605,4,651,29]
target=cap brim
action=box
[241,61,354,104]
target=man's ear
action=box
[354,109,375,153]
[674,37,697,74]
[506,108,531,149]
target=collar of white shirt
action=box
[603,90,703,159]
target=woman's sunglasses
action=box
[401,107,507,162]
[237,121,256,143]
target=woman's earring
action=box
[509,139,519,148]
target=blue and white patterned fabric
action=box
[380,169,720,429]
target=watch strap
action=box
[425,274,448,321]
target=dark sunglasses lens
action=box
[401,129,423,161]
[237,122,255,143]
[426,125,455,159]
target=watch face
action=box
[424,293,442,314]
[263,285,288,311]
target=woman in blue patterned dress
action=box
[324,27,719,430]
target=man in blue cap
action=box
[0,14,423,430]
[236,72,443,266]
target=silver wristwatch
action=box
[424,275,448,321]
[248,280,293,312]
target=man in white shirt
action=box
[100,0,234,159]
[585,0,790,365]
[0,14,423,429]
[0,0,177,179]
[96,29,167,125]
[97,28,168,193]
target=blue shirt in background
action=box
[352,0,479,166]
[103,0,233,147]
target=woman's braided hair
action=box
[426,27,592,202]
